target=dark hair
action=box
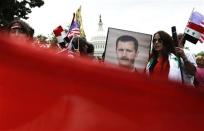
[116,35,138,52]
[0,25,6,32]
[87,43,94,54]
[71,37,88,55]
[6,19,34,38]
[152,31,174,57]
[149,31,174,72]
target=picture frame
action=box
[104,27,152,71]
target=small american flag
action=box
[67,13,80,39]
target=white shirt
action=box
[168,49,197,86]
[146,49,196,86]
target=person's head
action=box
[71,37,89,56]
[116,35,138,69]
[87,43,95,59]
[196,55,204,68]
[87,43,94,55]
[6,19,34,39]
[152,31,174,58]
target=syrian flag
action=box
[184,11,204,44]
[53,25,67,48]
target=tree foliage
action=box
[35,34,48,43]
[0,0,44,27]
[48,33,58,44]
[33,34,59,49]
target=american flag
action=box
[67,13,80,39]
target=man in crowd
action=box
[175,33,197,86]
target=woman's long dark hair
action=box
[149,31,174,72]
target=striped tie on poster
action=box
[184,11,204,44]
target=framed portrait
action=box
[104,27,152,71]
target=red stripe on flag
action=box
[68,29,80,38]
[199,35,204,43]
[187,22,204,33]
[201,21,204,27]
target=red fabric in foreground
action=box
[0,35,203,131]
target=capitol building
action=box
[90,15,107,58]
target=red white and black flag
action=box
[184,11,204,44]
[53,25,67,48]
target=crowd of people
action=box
[1,18,204,87]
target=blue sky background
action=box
[26,0,204,54]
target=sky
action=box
[26,0,204,54]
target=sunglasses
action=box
[10,28,25,34]
[153,38,163,43]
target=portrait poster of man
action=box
[104,27,152,72]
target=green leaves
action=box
[0,0,44,27]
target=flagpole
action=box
[183,8,194,32]
[188,8,195,23]
[77,37,80,53]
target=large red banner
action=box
[0,35,203,131]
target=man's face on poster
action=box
[116,41,137,68]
